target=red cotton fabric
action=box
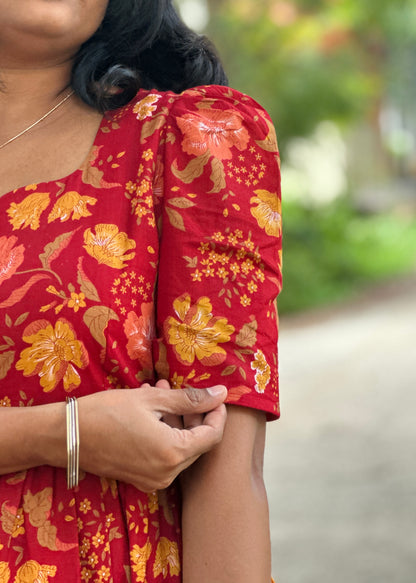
[0,85,282,582]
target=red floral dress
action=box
[0,85,282,583]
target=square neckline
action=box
[0,106,117,203]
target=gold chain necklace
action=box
[0,90,75,151]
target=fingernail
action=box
[207,385,227,397]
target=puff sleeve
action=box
[154,86,282,420]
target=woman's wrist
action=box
[0,401,67,475]
[26,401,67,470]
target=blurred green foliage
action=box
[208,0,416,151]
[205,0,416,312]
[279,198,416,312]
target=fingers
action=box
[151,385,227,417]
[154,379,170,390]
[155,379,183,430]
[183,412,204,430]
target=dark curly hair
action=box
[71,0,228,112]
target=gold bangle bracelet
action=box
[66,397,79,489]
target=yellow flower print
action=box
[79,538,91,558]
[247,281,258,294]
[79,499,92,514]
[212,232,225,243]
[0,397,11,407]
[92,530,105,548]
[241,258,254,275]
[142,149,154,161]
[11,507,24,538]
[250,349,271,393]
[1,501,25,538]
[147,491,159,514]
[230,263,240,275]
[14,560,57,582]
[126,181,136,194]
[250,189,282,237]
[171,371,184,390]
[87,553,98,568]
[133,93,161,120]
[97,566,111,582]
[16,318,89,393]
[240,294,251,307]
[244,238,255,251]
[83,224,136,268]
[130,541,152,582]
[191,270,202,282]
[48,191,97,223]
[105,513,115,528]
[68,292,86,312]
[80,567,92,582]
[164,294,234,366]
[7,192,50,231]
[216,267,229,279]
[153,538,180,578]
[0,562,10,583]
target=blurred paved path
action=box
[264,277,416,583]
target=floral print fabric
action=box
[0,85,281,581]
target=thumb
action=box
[156,385,227,416]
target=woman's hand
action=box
[77,383,227,492]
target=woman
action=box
[0,1,282,581]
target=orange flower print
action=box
[14,560,57,582]
[16,318,89,392]
[83,224,136,268]
[130,541,152,582]
[0,397,11,407]
[153,538,180,578]
[250,349,271,393]
[7,192,50,230]
[164,294,234,366]
[123,302,155,371]
[176,108,250,160]
[250,189,282,237]
[0,235,25,286]
[133,94,161,120]
[0,562,10,583]
[48,191,97,223]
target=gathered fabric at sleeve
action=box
[153,85,282,420]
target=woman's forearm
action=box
[181,406,272,583]
[0,402,66,475]
[0,385,228,489]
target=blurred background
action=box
[177,1,416,581]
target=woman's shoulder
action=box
[166,85,272,117]
[112,85,277,143]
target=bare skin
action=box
[0,0,229,493]
[182,407,271,583]
[0,0,108,195]
[0,2,274,580]
[0,381,228,491]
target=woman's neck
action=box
[0,62,73,143]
